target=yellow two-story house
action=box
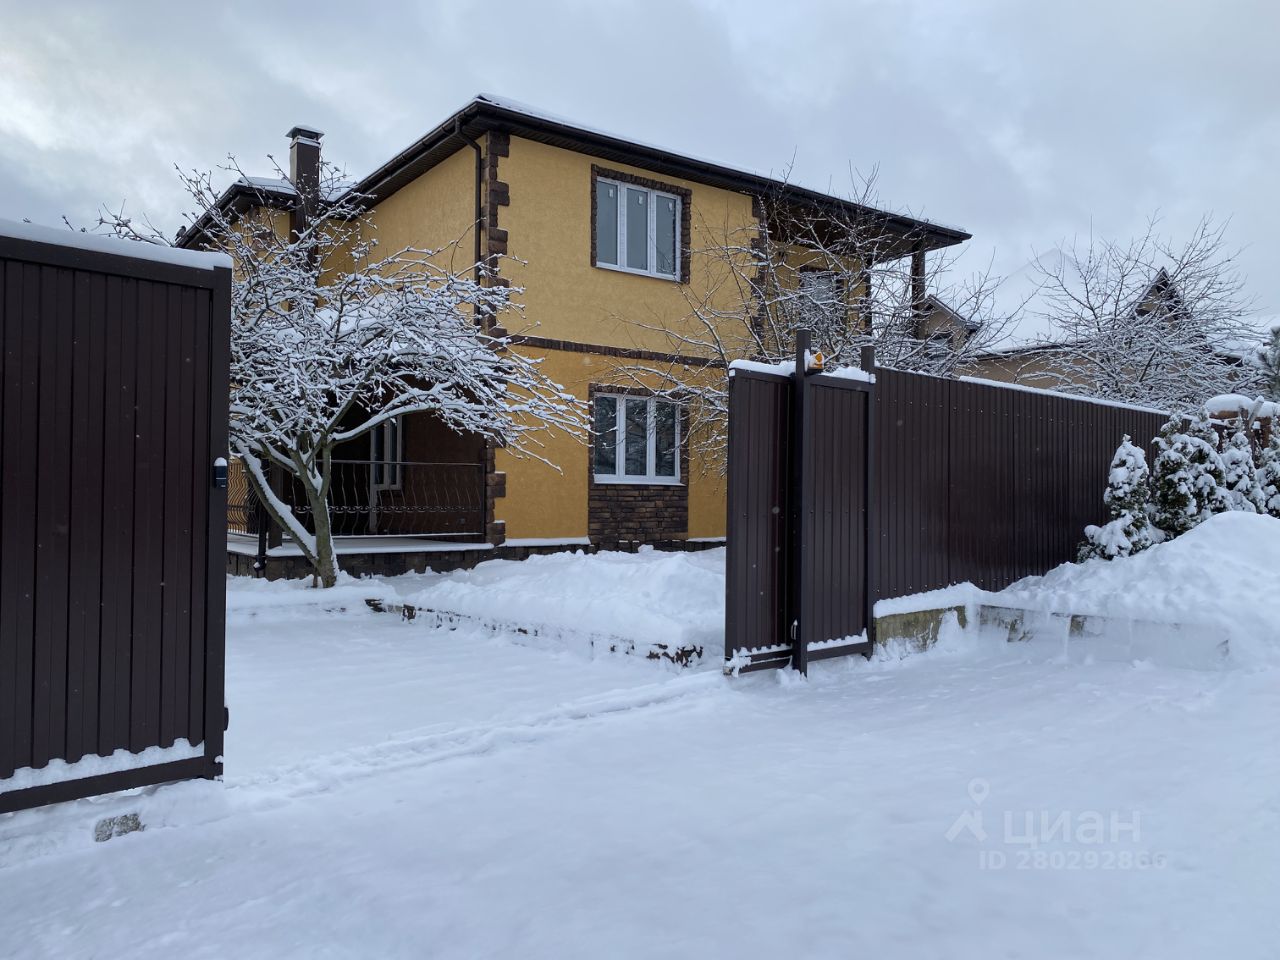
[194,95,969,564]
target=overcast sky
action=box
[3,0,1277,335]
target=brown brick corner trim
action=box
[590,164,692,284]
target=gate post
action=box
[861,344,878,653]
[789,330,811,675]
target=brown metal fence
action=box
[0,227,230,813]
[726,346,1167,672]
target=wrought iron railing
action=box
[227,457,261,536]
[226,458,486,539]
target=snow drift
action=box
[994,512,1280,665]
[398,547,726,657]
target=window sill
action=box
[593,475,684,487]
[594,262,680,283]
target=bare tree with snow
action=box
[616,169,1010,470]
[1025,215,1264,410]
[96,158,585,587]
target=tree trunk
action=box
[238,444,341,588]
[307,483,339,587]
[298,444,339,588]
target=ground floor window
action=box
[593,394,680,484]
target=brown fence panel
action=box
[725,353,1173,671]
[724,369,791,663]
[0,229,229,813]
[874,369,953,600]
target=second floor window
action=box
[595,178,680,280]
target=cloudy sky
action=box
[3,0,1277,333]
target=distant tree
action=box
[1220,421,1265,513]
[1149,413,1229,537]
[94,159,584,587]
[1079,435,1155,560]
[1028,215,1264,410]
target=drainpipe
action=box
[454,118,485,287]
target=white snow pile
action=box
[1204,393,1280,420]
[396,547,725,656]
[994,512,1280,665]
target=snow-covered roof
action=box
[347,94,971,251]
[237,175,352,203]
[0,217,231,270]
[467,94,968,240]
[179,94,971,256]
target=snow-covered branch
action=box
[94,154,586,586]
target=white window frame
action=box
[370,415,403,492]
[593,395,682,485]
[594,177,681,281]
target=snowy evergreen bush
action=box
[1079,436,1154,560]
[1220,422,1264,513]
[1259,434,1280,519]
[1149,414,1229,538]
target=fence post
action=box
[789,330,811,675]
[254,496,269,577]
[860,344,877,653]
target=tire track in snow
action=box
[226,672,725,806]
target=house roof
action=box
[179,94,971,255]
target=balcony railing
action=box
[227,458,486,540]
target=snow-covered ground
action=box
[3,527,1280,958]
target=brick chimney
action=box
[286,125,324,240]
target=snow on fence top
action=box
[956,375,1167,416]
[0,218,232,271]
[728,358,875,382]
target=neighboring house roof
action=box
[918,294,981,333]
[178,94,970,255]
[973,263,1195,361]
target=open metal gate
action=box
[0,223,231,813]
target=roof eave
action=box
[348,99,971,253]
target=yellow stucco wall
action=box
[499,135,758,357]
[363,148,477,272]
[357,134,749,542]
[495,345,726,540]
